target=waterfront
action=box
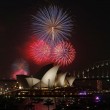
[0,60,109,110]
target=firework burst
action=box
[32,5,73,44]
[26,39,51,65]
[12,59,29,71]
[12,59,29,79]
[52,41,76,66]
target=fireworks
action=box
[32,6,73,43]
[12,59,29,71]
[12,69,28,79]
[25,38,76,66]
[12,59,29,79]
[23,5,76,67]
[52,41,76,66]
[27,39,51,65]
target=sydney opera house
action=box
[16,65,75,90]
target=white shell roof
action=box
[41,65,59,87]
[26,77,40,87]
[33,81,48,88]
[18,65,75,88]
[66,76,75,86]
[55,72,67,87]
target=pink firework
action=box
[12,69,28,79]
[11,59,29,79]
[27,39,51,65]
[52,41,76,66]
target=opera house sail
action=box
[16,65,75,89]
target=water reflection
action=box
[0,95,110,110]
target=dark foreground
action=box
[0,94,110,110]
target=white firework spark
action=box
[32,6,73,44]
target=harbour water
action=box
[1,94,110,110]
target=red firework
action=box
[52,41,76,66]
[26,38,51,65]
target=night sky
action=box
[0,0,109,78]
